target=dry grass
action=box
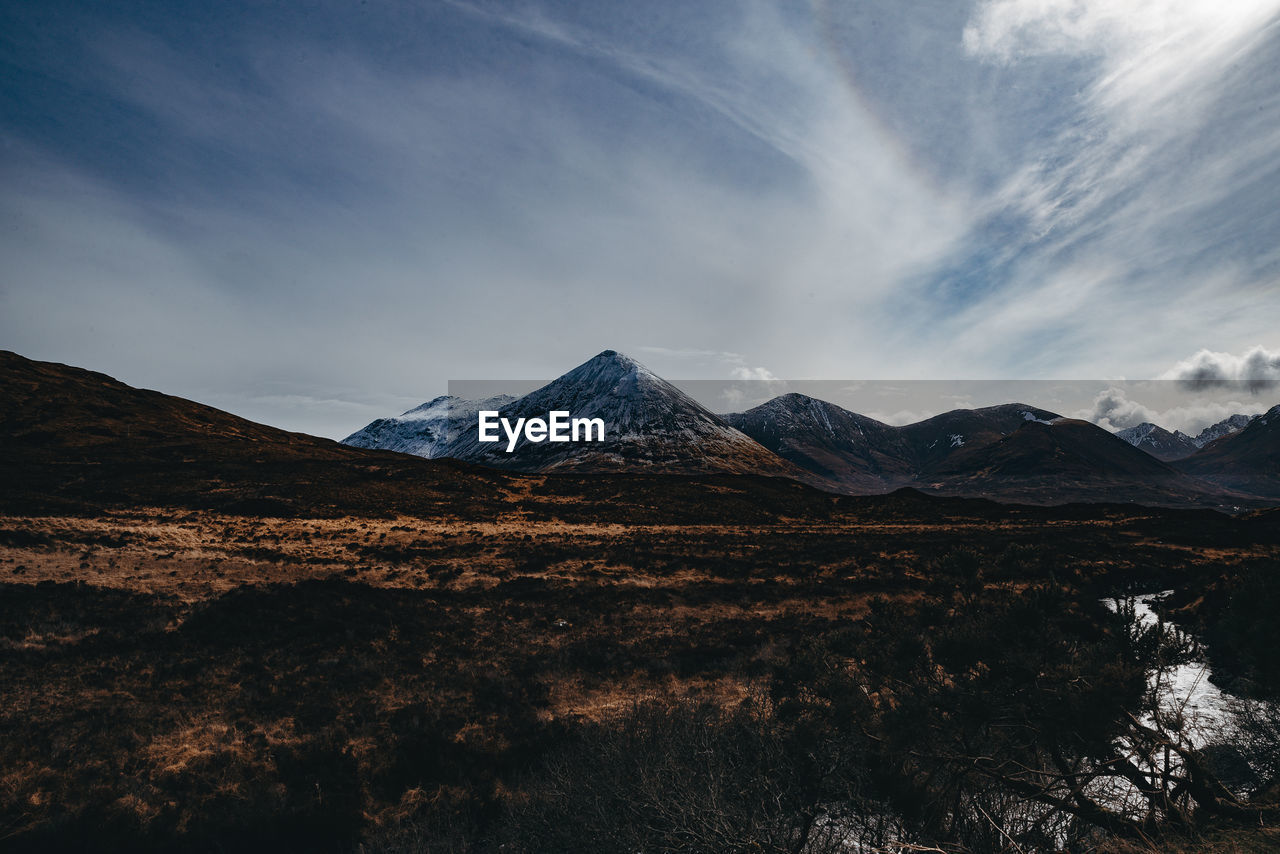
[1,504,1276,851]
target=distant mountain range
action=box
[345,351,1279,508]
[1179,408,1280,499]
[1,347,1272,512]
[0,350,839,521]
[1114,414,1257,461]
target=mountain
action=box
[723,395,1248,507]
[0,350,509,516]
[722,393,913,492]
[896,404,1062,469]
[0,351,930,524]
[5,349,1270,512]
[342,354,1275,507]
[343,393,515,458]
[920,418,1236,506]
[0,350,347,461]
[439,351,802,477]
[1115,422,1200,461]
[1178,404,1280,499]
[1191,413,1257,448]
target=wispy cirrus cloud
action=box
[898,0,1280,378]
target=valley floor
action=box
[1,505,1278,852]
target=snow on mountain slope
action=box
[1115,422,1200,461]
[342,394,515,458]
[1191,413,1256,448]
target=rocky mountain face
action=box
[1192,413,1257,447]
[1177,405,1280,500]
[722,393,913,492]
[1115,423,1200,461]
[9,346,1272,512]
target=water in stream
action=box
[1118,590,1233,737]
[1105,589,1275,798]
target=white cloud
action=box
[1159,345,1280,392]
[964,0,1280,113]
[1075,384,1269,435]
[1077,386,1157,431]
[918,0,1280,381]
[730,365,780,382]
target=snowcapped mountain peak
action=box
[746,393,845,424]
[386,350,802,477]
[500,351,676,418]
[559,349,660,388]
[1191,413,1258,447]
[342,393,514,458]
[582,349,647,374]
[1119,422,1157,440]
[395,393,516,421]
[1115,421,1199,461]
[401,394,454,416]
[342,350,743,472]
[748,392,832,416]
[399,394,511,422]
[512,351,700,428]
[721,393,912,491]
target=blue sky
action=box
[2,0,1279,437]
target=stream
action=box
[1115,590,1233,737]
[1103,589,1276,799]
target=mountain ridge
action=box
[7,348,1270,511]
[1115,422,1201,461]
[1177,404,1280,499]
[722,393,913,492]
[343,352,1276,507]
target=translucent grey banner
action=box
[448,378,1279,437]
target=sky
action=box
[2,0,1279,439]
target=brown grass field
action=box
[3,499,1278,851]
